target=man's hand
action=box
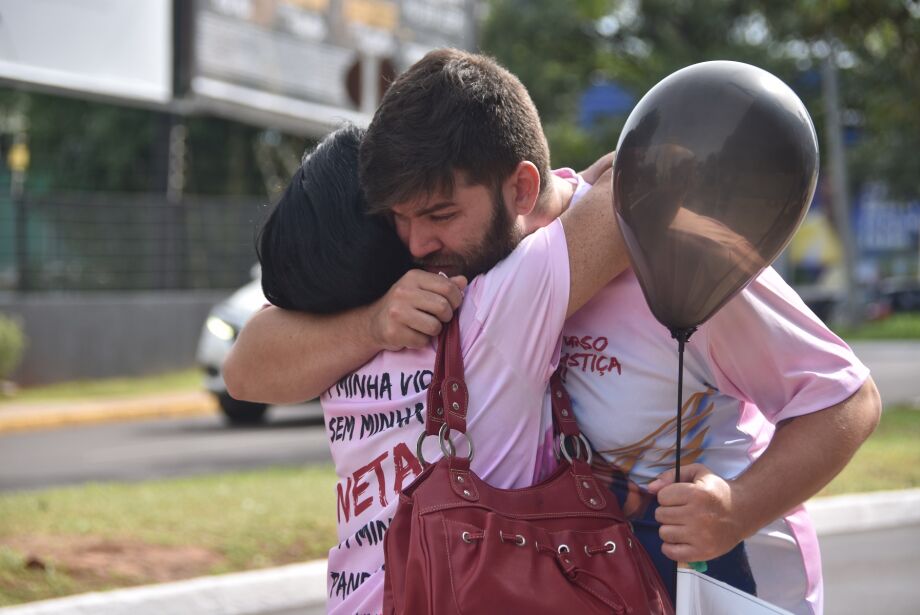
[646,379,880,564]
[369,270,467,350]
[225,270,466,404]
[579,152,615,185]
[647,463,749,563]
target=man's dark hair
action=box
[257,124,412,313]
[360,48,550,213]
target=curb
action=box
[0,392,218,434]
[806,487,920,535]
[0,560,327,615]
[2,489,918,615]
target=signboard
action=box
[0,0,172,105]
[855,184,920,252]
[188,0,478,136]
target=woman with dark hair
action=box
[257,124,412,314]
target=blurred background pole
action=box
[152,112,188,289]
[8,114,29,292]
[359,51,380,116]
[821,41,860,326]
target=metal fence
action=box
[0,191,267,292]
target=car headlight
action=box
[206,316,237,341]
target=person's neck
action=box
[521,173,576,235]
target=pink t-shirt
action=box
[562,267,869,615]
[320,218,572,614]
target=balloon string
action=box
[675,334,685,598]
[670,327,695,479]
[676,335,685,485]
[670,326,696,597]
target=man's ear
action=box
[503,161,541,216]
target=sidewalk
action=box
[0,391,217,434]
[2,489,918,615]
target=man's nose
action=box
[405,223,441,260]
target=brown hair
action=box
[359,48,550,214]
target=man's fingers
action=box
[374,269,466,350]
[648,463,712,494]
[677,464,712,482]
[654,482,697,507]
[395,288,456,324]
[660,541,698,563]
[400,310,444,338]
[415,290,456,323]
[414,271,465,310]
[382,316,440,350]
[654,502,691,526]
[449,275,468,292]
[379,303,442,348]
[647,468,677,494]
[578,151,615,184]
[400,330,434,350]
[658,523,690,545]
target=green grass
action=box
[0,465,338,606]
[0,369,201,405]
[818,405,920,497]
[836,312,920,341]
[0,407,916,606]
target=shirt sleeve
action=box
[463,218,571,384]
[700,267,870,423]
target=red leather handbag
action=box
[382,314,674,615]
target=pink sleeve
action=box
[700,267,869,423]
[465,219,571,382]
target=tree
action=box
[480,0,616,170]
[480,0,920,199]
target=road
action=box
[0,403,331,492]
[1,341,916,493]
[822,523,920,615]
[848,341,920,406]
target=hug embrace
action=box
[224,48,880,615]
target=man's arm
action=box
[560,167,630,317]
[649,376,881,562]
[223,271,466,404]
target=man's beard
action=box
[415,190,522,279]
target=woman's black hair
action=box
[257,124,412,313]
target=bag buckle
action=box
[558,433,592,464]
[416,423,475,467]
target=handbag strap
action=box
[549,369,607,511]
[423,311,605,510]
[549,370,580,437]
[425,313,469,436]
[427,315,579,439]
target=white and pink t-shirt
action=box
[320,213,579,613]
[561,267,869,615]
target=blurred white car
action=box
[196,267,269,425]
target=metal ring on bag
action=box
[461,531,473,544]
[557,544,570,554]
[416,430,434,467]
[514,534,526,547]
[605,541,617,554]
[553,436,561,460]
[560,433,593,464]
[438,422,474,462]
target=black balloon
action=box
[612,61,819,331]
